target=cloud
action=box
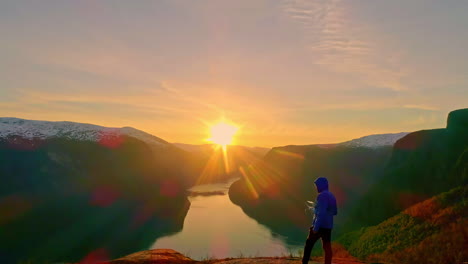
[403,104,440,111]
[282,0,407,91]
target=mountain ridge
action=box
[339,132,409,148]
[0,117,169,148]
[2,117,410,150]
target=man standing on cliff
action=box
[302,177,338,264]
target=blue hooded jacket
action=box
[312,177,338,232]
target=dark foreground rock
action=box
[99,249,366,264]
[107,249,196,264]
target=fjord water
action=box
[151,178,304,260]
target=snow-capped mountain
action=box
[339,132,410,148]
[0,117,410,149]
[0,117,169,148]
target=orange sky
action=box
[1,1,467,147]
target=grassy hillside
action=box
[337,186,468,264]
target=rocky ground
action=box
[103,249,367,264]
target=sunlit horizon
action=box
[1,1,467,147]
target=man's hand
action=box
[310,227,318,234]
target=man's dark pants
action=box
[302,227,332,264]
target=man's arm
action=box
[313,193,327,232]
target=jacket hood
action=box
[314,177,329,193]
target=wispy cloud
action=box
[282,0,407,91]
[403,104,440,111]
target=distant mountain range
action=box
[0,117,272,185]
[0,117,408,150]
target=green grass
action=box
[336,186,468,263]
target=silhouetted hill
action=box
[0,117,209,188]
[337,186,467,264]
[347,108,468,229]
[0,128,196,263]
[229,108,468,243]
[229,138,400,245]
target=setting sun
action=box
[208,122,238,146]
